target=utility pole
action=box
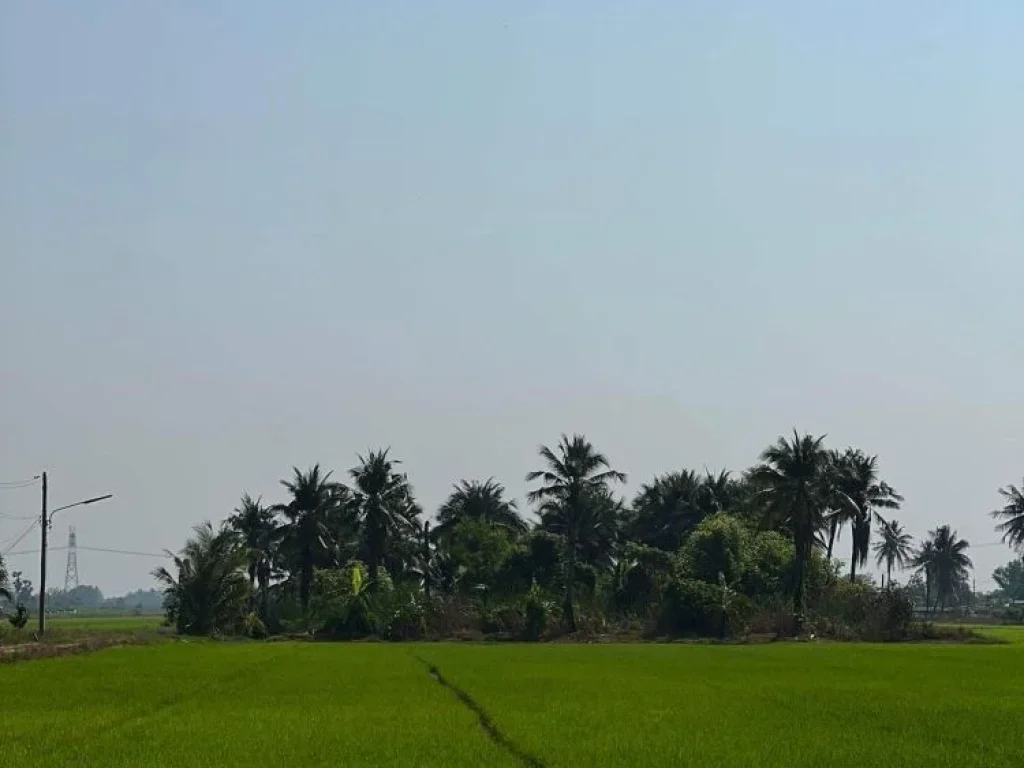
[38,471,47,634]
[35,476,112,635]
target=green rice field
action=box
[1,640,1022,767]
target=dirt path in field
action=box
[412,655,546,768]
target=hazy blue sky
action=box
[2,2,1022,594]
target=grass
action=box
[0,613,165,647]
[42,614,164,631]
[2,641,1023,767]
[0,643,518,768]
[949,623,1024,644]
[418,642,1024,767]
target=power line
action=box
[0,511,38,520]
[4,544,169,559]
[0,478,40,489]
[80,546,169,559]
[1,520,39,556]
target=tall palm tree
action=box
[526,434,626,631]
[822,450,847,560]
[928,525,972,611]
[873,518,913,587]
[629,470,706,552]
[911,539,938,613]
[831,449,903,582]
[153,522,251,635]
[275,465,348,619]
[435,479,526,538]
[350,449,421,580]
[228,493,280,621]
[747,430,830,635]
[992,480,1024,551]
[541,486,624,575]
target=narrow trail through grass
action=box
[0,643,519,768]
[3,641,1022,767]
[413,654,546,768]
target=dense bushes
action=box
[259,514,921,643]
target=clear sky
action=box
[2,2,1022,594]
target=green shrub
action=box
[659,578,725,637]
[523,581,554,640]
[8,604,28,629]
[679,513,748,585]
[378,585,427,641]
[479,602,525,636]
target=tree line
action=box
[13,430,1021,640]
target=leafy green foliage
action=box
[152,430,1014,642]
[152,522,252,636]
[435,479,526,536]
[0,556,11,603]
[678,513,748,585]
[275,465,350,619]
[527,434,626,631]
[8,604,28,629]
[914,525,972,611]
[439,519,517,594]
[747,431,830,633]
[993,557,1024,600]
[992,480,1024,551]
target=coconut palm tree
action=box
[350,449,421,580]
[526,434,626,631]
[915,526,972,612]
[153,522,251,635]
[873,518,914,587]
[229,494,276,588]
[929,525,972,611]
[541,486,624,575]
[992,480,1024,551]
[823,448,905,581]
[822,450,847,560]
[830,449,903,582]
[435,479,526,538]
[747,430,830,635]
[629,470,706,552]
[911,539,937,613]
[275,465,348,619]
[228,494,281,622]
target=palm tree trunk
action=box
[422,522,431,599]
[564,539,577,633]
[886,562,893,589]
[792,536,807,636]
[826,519,838,560]
[248,563,258,610]
[850,553,857,583]
[258,559,270,624]
[300,544,313,627]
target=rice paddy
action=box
[1,639,1022,767]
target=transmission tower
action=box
[64,526,79,591]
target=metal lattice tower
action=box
[64,526,79,591]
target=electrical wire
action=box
[4,545,170,559]
[1,520,39,555]
[0,478,40,489]
[79,546,170,559]
[0,512,38,521]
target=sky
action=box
[2,2,1022,595]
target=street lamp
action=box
[38,472,113,634]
